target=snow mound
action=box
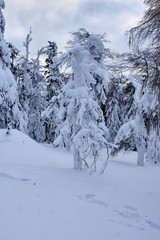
[0,129,72,168]
[0,128,37,145]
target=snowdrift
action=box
[0,129,160,240]
[0,128,72,168]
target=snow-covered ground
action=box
[0,129,160,240]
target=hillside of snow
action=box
[0,129,160,240]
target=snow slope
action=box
[0,129,160,240]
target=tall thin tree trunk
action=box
[73,144,82,170]
[136,114,145,166]
[136,137,144,166]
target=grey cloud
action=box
[4,0,144,56]
[75,0,143,18]
[71,0,144,52]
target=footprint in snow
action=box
[77,194,110,208]
[125,205,137,211]
[0,173,17,180]
[84,193,96,199]
[0,172,31,182]
[114,206,160,231]
[145,219,160,231]
[114,209,140,222]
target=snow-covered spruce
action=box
[0,1,26,131]
[28,48,46,143]
[17,29,32,122]
[44,41,62,102]
[67,30,113,120]
[54,41,109,172]
[84,35,112,103]
[42,41,63,143]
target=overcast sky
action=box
[4,0,145,56]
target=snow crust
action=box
[0,129,160,240]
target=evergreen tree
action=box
[54,42,109,172]
[42,41,63,143]
[28,48,46,142]
[67,29,113,110]
[18,29,32,118]
[105,83,122,143]
[0,0,26,131]
[84,35,112,107]
[7,42,20,78]
[0,0,10,68]
[44,41,62,102]
[67,29,121,143]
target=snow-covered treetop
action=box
[84,35,105,62]
[45,41,58,69]
[0,0,5,9]
[68,41,91,65]
[47,41,58,56]
[67,41,97,87]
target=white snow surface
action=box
[0,129,160,240]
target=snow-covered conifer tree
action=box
[17,29,32,122]
[0,0,9,68]
[42,41,63,143]
[0,0,26,131]
[28,48,46,142]
[44,41,62,102]
[54,42,109,172]
[109,80,136,145]
[67,29,113,116]
[7,42,20,77]
[105,83,122,143]
[85,35,112,107]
